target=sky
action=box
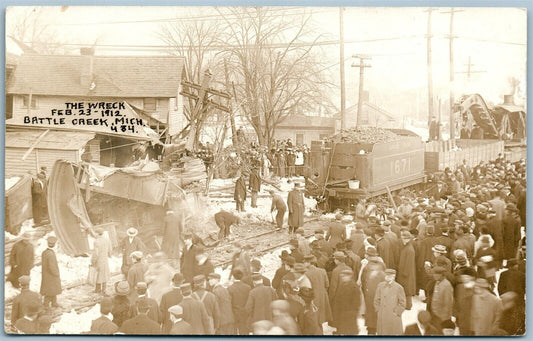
[5,6,527,121]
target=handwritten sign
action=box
[9,101,150,139]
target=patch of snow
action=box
[51,304,101,334]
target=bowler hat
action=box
[130,251,143,260]
[172,272,184,285]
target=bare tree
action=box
[7,7,65,54]
[218,7,333,148]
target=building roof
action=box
[277,114,335,130]
[6,130,95,150]
[7,54,185,98]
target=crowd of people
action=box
[8,152,526,335]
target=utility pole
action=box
[352,55,371,127]
[442,7,463,142]
[339,7,346,130]
[456,56,486,82]
[424,8,436,128]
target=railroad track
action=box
[5,216,324,328]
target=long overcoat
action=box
[502,213,521,259]
[331,280,361,334]
[361,260,385,330]
[287,189,305,228]
[245,284,277,327]
[397,241,416,296]
[93,235,112,284]
[373,281,406,335]
[234,177,247,201]
[180,296,212,334]
[305,265,332,324]
[40,248,62,296]
[162,213,182,259]
[326,222,346,249]
[8,240,34,287]
[212,284,235,331]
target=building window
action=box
[143,98,157,111]
[296,133,304,145]
[22,95,37,109]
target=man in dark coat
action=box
[162,210,182,260]
[120,298,161,334]
[303,255,332,325]
[326,213,347,250]
[404,310,439,335]
[502,204,521,260]
[180,233,199,284]
[249,168,261,208]
[360,247,385,335]
[245,273,277,329]
[234,171,247,212]
[498,258,525,303]
[31,172,49,225]
[287,182,305,235]
[179,283,212,334]
[331,269,361,335]
[168,305,193,334]
[120,227,146,276]
[227,269,251,335]
[214,210,241,240]
[159,273,184,333]
[192,275,220,334]
[40,236,61,308]
[272,253,293,297]
[269,190,287,230]
[90,297,119,334]
[10,275,41,327]
[14,301,43,334]
[128,282,159,323]
[328,252,351,306]
[112,281,132,328]
[8,233,34,289]
[375,227,394,269]
[397,230,416,310]
[208,273,235,334]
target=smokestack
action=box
[503,95,515,105]
[80,47,94,88]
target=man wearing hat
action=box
[397,230,416,310]
[269,189,287,230]
[292,263,312,289]
[234,169,246,212]
[503,203,521,261]
[192,275,219,334]
[179,282,213,334]
[119,297,161,334]
[314,229,333,256]
[40,235,62,308]
[360,247,385,335]
[244,259,270,287]
[128,282,159,323]
[272,253,293,298]
[112,281,132,328]
[489,190,506,222]
[127,251,147,300]
[245,273,277,329]
[374,269,406,335]
[162,210,182,261]
[331,269,361,335]
[93,228,112,295]
[120,227,146,276]
[227,269,252,335]
[159,273,184,333]
[14,301,43,334]
[11,275,41,327]
[8,231,35,289]
[229,242,252,282]
[470,278,504,336]
[403,310,439,335]
[168,305,193,334]
[31,171,49,226]
[429,266,453,329]
[328,251,351,306]
[90,297,119,334]
[287,181,305,235]
[303,255,332,327]
[249,167,261,208]
[326,213,347,250]
[451,224,474,260]
[288,238,304,263]
[208,273,235,334]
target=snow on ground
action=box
[51,303,101,334]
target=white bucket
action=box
[348,180,360,189]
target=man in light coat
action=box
[373,269,406,335]
[93,228,112,294]
[470,278,503,336]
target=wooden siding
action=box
[5,147,78,177]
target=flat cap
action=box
[193,275,206,284]
[168,305,183,316]
[18,275,31,286]
[432,245,447,254]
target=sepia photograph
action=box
[4,5,527,335]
